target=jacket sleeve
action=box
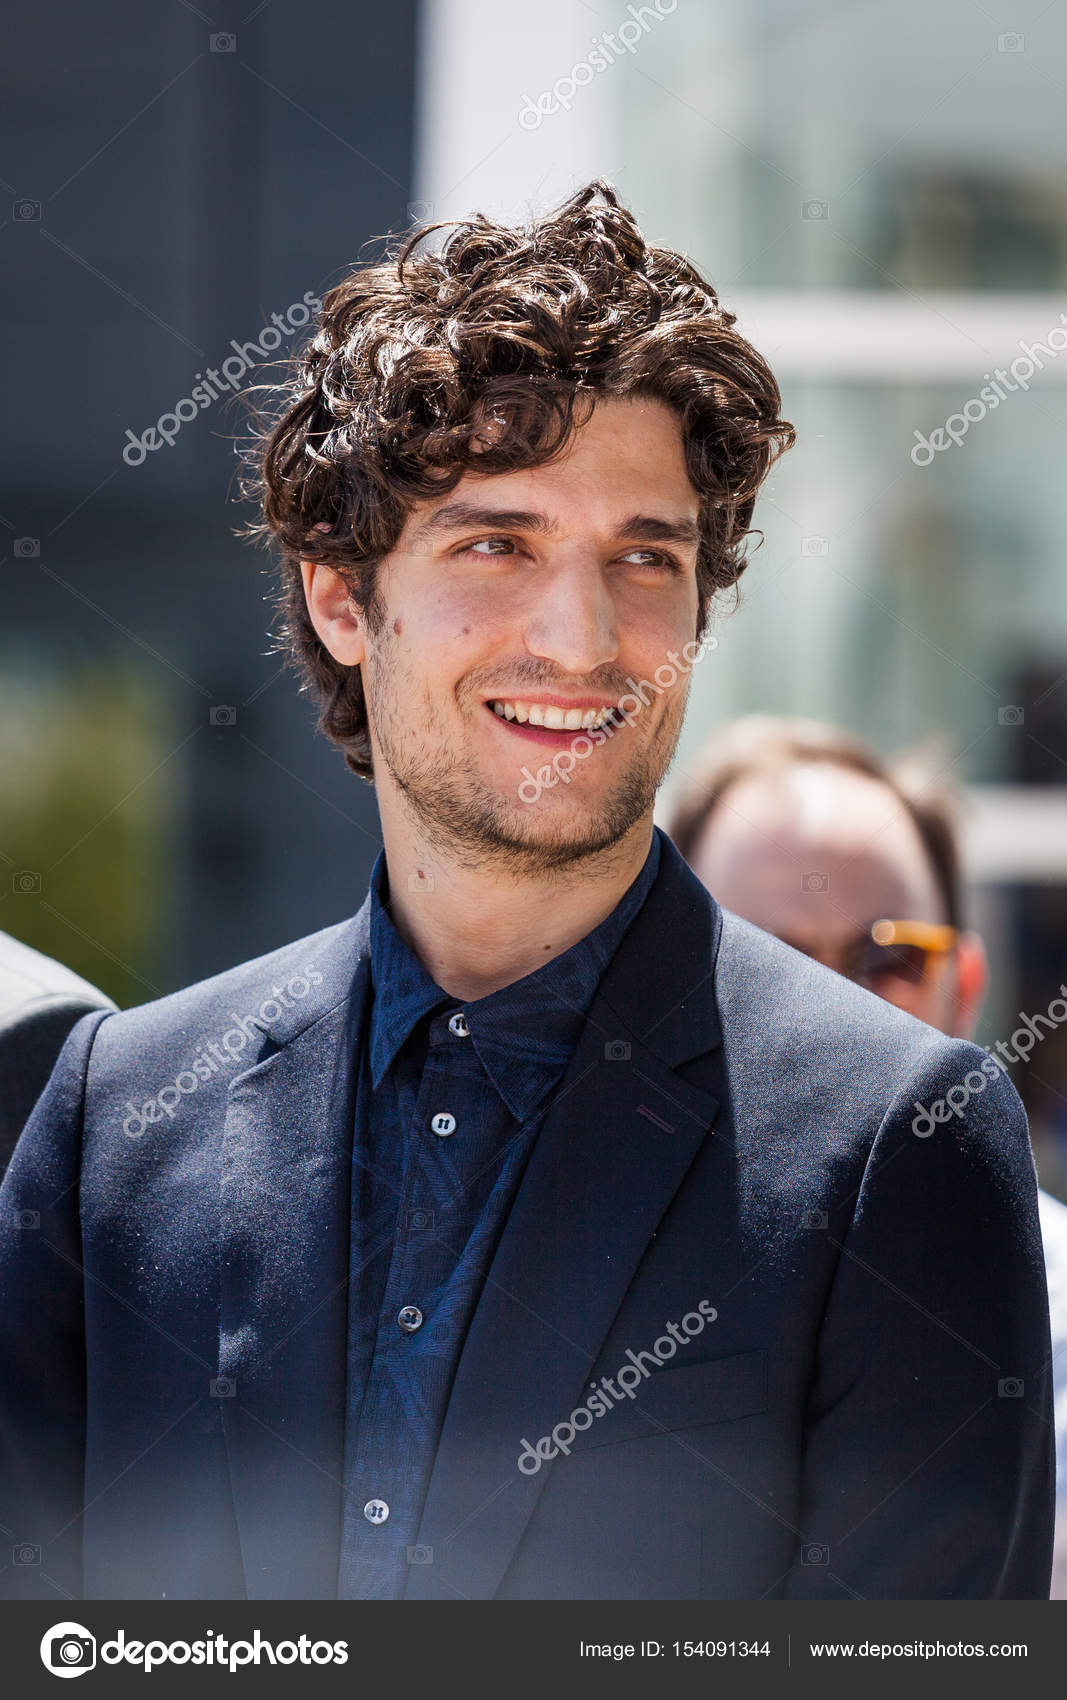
[0,994,114,1177]
[0,1009,110,1600]
[783,1037,1055,1599]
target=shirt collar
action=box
[367,828,663,1120]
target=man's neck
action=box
[377,813,656,1001]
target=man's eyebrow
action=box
[409,504,554,548]
[408,503,701,550]
[619,514,701,548]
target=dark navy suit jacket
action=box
[0,834,1054,1599]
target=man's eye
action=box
[620,549,681,572]
[463,536,517,556]
[458,539,682,569]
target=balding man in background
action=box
[0,930,114,1175]
[665,715,1067,1598]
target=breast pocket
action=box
[566,1348,769,1454]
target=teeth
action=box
[489,699,617,730]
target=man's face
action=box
[309,396,703,874]
[688,761,966,1032]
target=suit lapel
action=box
[219,908,371,1599]
[406,835,727,1599]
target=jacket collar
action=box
[241,828,715,1074]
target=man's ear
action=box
[300,559,366,667]
[950,929,988,1041]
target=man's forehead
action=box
[724,763,916,845]
[403,396,696,530]
[695,762,945,922]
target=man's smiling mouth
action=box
[487,697,621,730]
[482,696,624,747]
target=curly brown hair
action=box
[242,180,795,782]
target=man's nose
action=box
[521,556,619,676]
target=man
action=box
[0,183,1053,1601]
[665,713,1067,1597]
[0,929,114,1174]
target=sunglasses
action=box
[840,919,958,991]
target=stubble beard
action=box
[367,663,688,877]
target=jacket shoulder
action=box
[85,909,369,1086]
[714,907,979,1110]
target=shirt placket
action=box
[341,1015,485,1596]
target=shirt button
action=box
[363,1498,390,1525]
[448,1011,470,1037]
[431,1111,456,1137]
[397,1305,424,1333]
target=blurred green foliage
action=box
[0,654,175,1009]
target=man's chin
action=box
[475,774,658,867]
[467,817,645,875]
[384,729,668,868]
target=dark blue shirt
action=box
[335,828,663,1598]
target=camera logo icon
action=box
[13,199,41,222]
[604,1040,631,1061]
[997,705,1024,726]
[802,871,828,894]
[406,1206,435,1231]
[13,871,42,895]
[210,31,237,51]
[407,1544,434,1563]
[15,1209,40,1230]
[998,1377,1024,1398]
[13,1542,41,1564]
[210,704,237,727]
[210,1375,236,1398]
[996,31,1024,51]
[801,1208,828,1231]
[40,1622,96,1678]
[802,200,829,220]
[802,1542,830,1565]
[408,869,435,892]
[801,535,828,556]
[14,537,40,557]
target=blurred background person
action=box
[0,930,113,1175]
[664,715,1067,1598]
